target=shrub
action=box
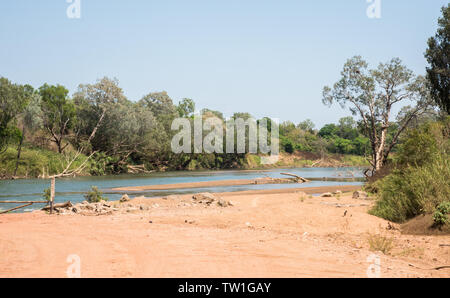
[433,201,450,227]
[0,145,91,178]
[370,155,450,222]
[284,141,294,154]
[369,120,450,223]
[84,186,108,203]
[367,234,394,255]
[43,187,51,202]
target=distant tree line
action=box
[0,69,442,177]
[1,5,447,177]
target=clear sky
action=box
[0,0,447,127]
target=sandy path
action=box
[0,186,449,278]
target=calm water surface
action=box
[0,167,364,212]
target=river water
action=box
[0,167,364,212]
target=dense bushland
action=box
[369,118,450,223]
[0,76,374,178]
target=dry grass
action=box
[367,233,394,255]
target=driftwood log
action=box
[127,164,155,174]
[41,201,73,211]
[0,203,34,214]
[0,201,48,204]
[280,173,309,183]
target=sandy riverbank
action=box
[0,186,449,278]
[112,177,303,192]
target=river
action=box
[0,167,365,212]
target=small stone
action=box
[120,194,131,203]
[321,193,333,197]
[353,191,368,200]
[217,199,229,207]
[192,193,216,202]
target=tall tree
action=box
[425,4,450,114]
[14,89,43,176]
[0,77,30,153]
[323,56,433,174]
[298,119,315,133]
[73,77,127,150]
[39,84,76,153]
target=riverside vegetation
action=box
[0,5,448,235]
[368,5,450,233]
[0,76,372,179]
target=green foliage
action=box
[0,74,396,177]
[316,118,370,155]
[370,120,450,223]
[323,56,433,173]
[283,140,294,154]
[433,202,450,227]
[0,146,91,178]
[177,98,195,117]
[43,187,51,202]
[38,84,76,153]
[89,152,126,176]
[84,186,108,203]
[244,154,261,168]
[0,77,31,152]
[425,4,450,114]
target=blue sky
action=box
[0,0,447,127]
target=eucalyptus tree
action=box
[140,91,178,125]
[425,4,450,114]
[139,91,178,167]
[38,84,76,153]
[14,91,43,176]
[298,119,316,133]
[73,77,127,150]
[323,56,434,175]
[177,98,195,118]
[0,77,30,153]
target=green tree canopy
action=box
[425,4,450,114]
[323,56,433,174]
[0,77,31,152]
[38,83,76,153]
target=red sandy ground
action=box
[0,186,449,278]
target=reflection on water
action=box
[0,167,365,212]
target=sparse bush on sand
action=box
[433,201,450,227]
[367,234,394,255]
[84,186,108,203]
[370,119,450,223]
